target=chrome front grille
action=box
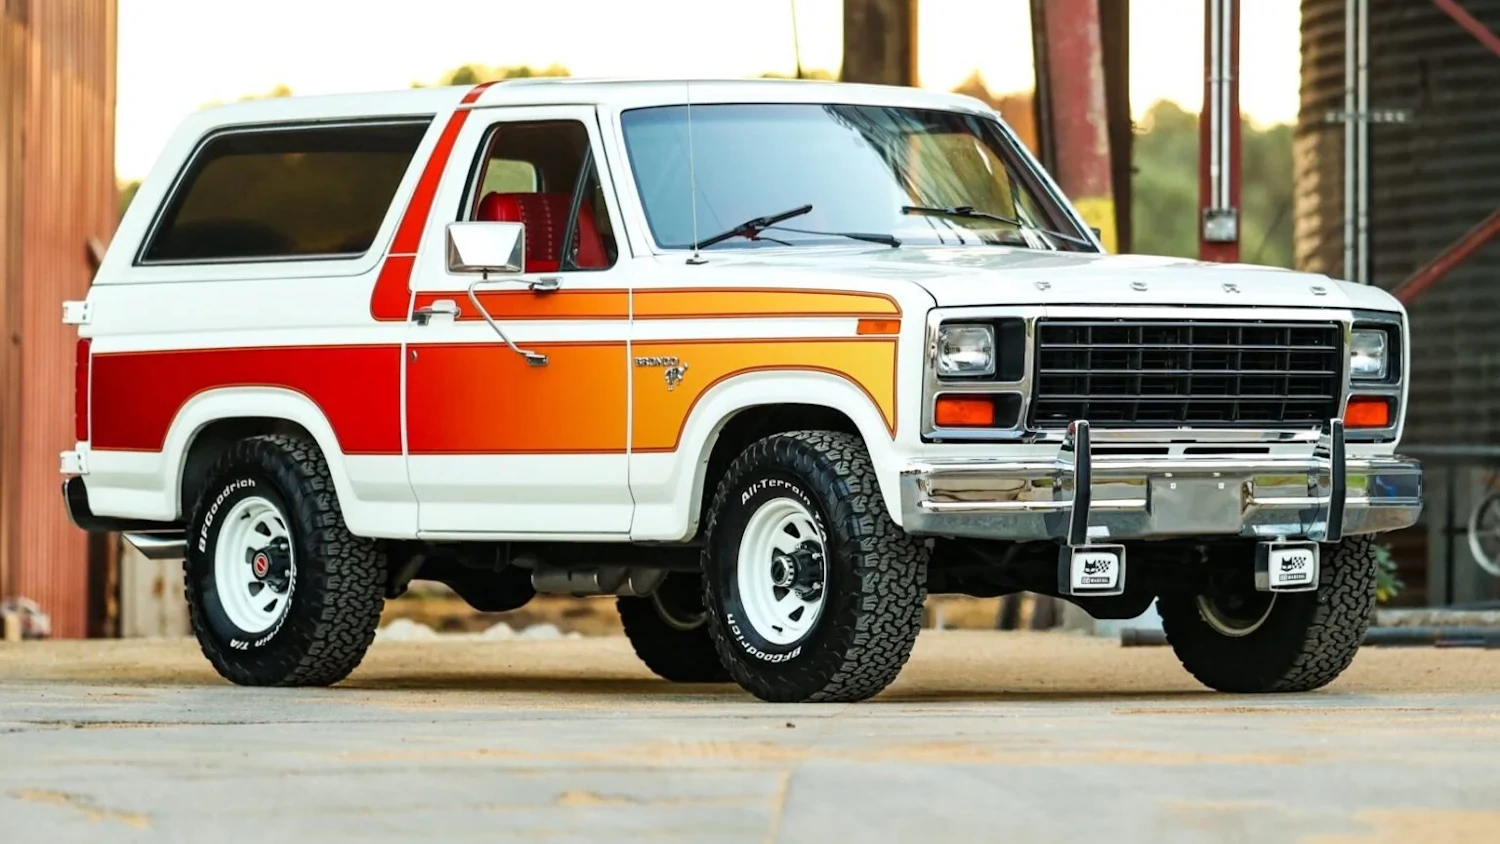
[1030,319,1344,428]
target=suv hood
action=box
[707,245,1403,313]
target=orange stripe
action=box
[406,342,628,454]
[632,338,899,452]
[405,337,899,454]
[413,289,630,321]
[634,288,901,320]
[88,337,897,458]
[409,288,902,322]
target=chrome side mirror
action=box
[446,221,524,275]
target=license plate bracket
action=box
[1148,475,1245,535]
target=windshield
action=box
[618,103,1095,252]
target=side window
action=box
[467,120,618,271]
[140,120,429,264]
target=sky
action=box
[115,0,1302,182]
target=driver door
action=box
[402,105,633,536]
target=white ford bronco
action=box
[62,79,1421,703]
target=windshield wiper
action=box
[767,224,900,248]
[693,204,814,250]
[901,205,1095,248]
[692,205,898,249]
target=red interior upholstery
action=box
[476,192,607,271]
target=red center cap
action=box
[252,553,270,578]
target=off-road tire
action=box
[701,431,929,703]
[1157,535,1379,693]
[184,434,386,687]
[618,574,730,683]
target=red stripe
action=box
[461,80,500,104]
[91,346,404,454]
[369,255,418,326]
[369,82,496,320]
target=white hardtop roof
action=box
[189,77,996,129]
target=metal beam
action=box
[1033,0,1116,251]
[1344,0,1358,281]
[1199,0,1240,262]
[1356,0,1370,283]
[1100,0,1132,254]
[1393,207,1500,304]
[840,0,918,86]
[1393,0,1500,303]
[1433,0,1500,58]
[1029,0,1056,176]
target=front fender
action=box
[630,369,910,542]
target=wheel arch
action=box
[165,387,358,522]
[676,369,904,540]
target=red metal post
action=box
[841,0,918,87]
[1034,0,1116,251]
[1393,208,1500,304]
[1433,0,1500,58]
[1199,0,1241,262]
[1392,0,1500,304]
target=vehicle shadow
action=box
[333,671,1219,704]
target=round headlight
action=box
[936,324,995,377]
[1350,329,1388,380]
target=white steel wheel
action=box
[651,587,708,632]
[735,496,828,646]
[1467,493,1500,578]
[213,496,296,635]
[1195,590,1276,638]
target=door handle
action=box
[412,300,460,326]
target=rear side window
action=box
[140,120,430,263]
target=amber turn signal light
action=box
[1345,396,1392,428]
[856,318,901,336]
[934,395,996,427]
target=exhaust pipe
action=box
[122,531,187,560]
[530,565,667,597]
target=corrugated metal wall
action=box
[1296,0,1500,606]
[0,3,25,633]
[0,0,117,638]
[1296,0,1500,447]
[1291,0,1344,281]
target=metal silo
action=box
[1297,0,1500,448]
[1297,0,1500,605]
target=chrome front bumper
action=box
[899,420,1423,543]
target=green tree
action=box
[119,179,141,217]
[1131,99,1294,268]
[120,86,297,216]
[414,64,570,87]
[199,84,294,110]
[758,69,837,81]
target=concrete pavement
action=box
[3,632,1499,843]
